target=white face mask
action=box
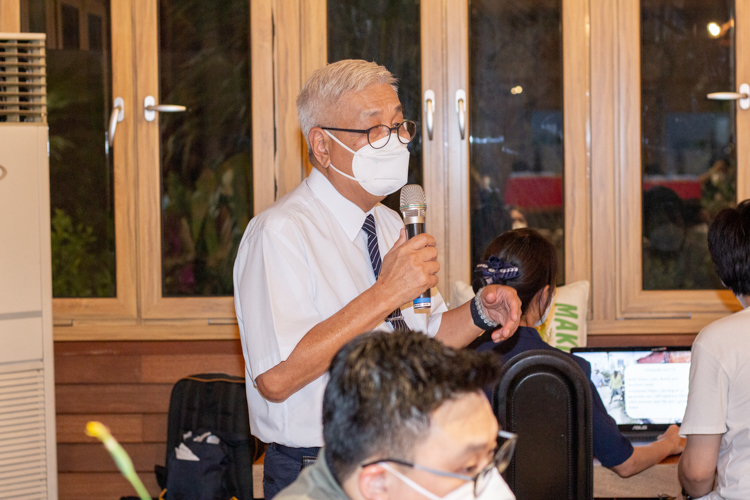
[738,295,749,309]
[381,463,515,500]
[535,292,555,327]
[325,131,410,196]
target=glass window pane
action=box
[88,14,104,52]
[327,0,422,213]
[27,0,46,33]
[159,0,252,297]
[25,1,116,298]
[641,0,736,290]
[469,0,564,282]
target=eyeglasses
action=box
[362,429,517,497]
[321,120,418,149]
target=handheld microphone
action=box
[400,185,431,311]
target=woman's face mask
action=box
[535,291,555,327]
[325,131,410,197]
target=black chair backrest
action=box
[493,349,593,500]
[163,373,259,500]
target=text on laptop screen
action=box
[574,350,692,425]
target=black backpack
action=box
[154,373,264,500]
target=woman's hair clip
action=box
[474,255,520,285]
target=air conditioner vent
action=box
[0,368,48,499]
[0,33,46,124]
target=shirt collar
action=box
[306,168,368,242]
[311,448,351,500]
[518,326,543,342]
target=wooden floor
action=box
[54,340,245,500]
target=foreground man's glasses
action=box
[321,120,418,149]
[362,429,518,497]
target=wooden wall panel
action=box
[141,354,244,383]
[58,473,160,500]
[55,340,245,500]
[57,414,143,443]
[58,443,163,472]
[142,413,169,443]
[55,355,142,384]
[51,334,694,500]
[56,384,174,414]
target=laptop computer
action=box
[571,346,692,444]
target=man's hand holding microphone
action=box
[374,185,522,346]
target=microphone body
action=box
[400,185,431,311]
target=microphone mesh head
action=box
[400,184,426,209]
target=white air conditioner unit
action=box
[0,33,58,500]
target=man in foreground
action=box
[233,59,521,497]
[276,329,516,500]
[679,200,750,500]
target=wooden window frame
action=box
[134,0,274,322]
[314,1,454,298]
[421,0,449,299]
[302,0,591,309]
[1,1,21,32]
[16,0,742,339]
[589,0,749,335]
[47,0,140,325]
[437,0,591,305]
[50,0,277,339]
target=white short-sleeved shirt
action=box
[680,305,750,500]
[233,168,447,447]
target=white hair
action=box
[297,59,398,150]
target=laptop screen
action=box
[571,347,692,430]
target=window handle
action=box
[107,97,125,148]
[144,95,187,122]
[424,89,435,140]
[455,89,467,140]
[707,83,750,110]
[0,164,6,181]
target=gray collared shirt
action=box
[275,449,350,500]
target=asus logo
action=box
[633,425,648,431]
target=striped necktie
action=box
[362,214,408,331]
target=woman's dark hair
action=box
[472,228,557,315]
[708,200,750,296]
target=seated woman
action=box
[473,228,684,477]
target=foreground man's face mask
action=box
[380,463,515,500]
[325,131,410,197]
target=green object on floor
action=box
[86,421,151,500]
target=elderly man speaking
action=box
[233,59,521,499]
